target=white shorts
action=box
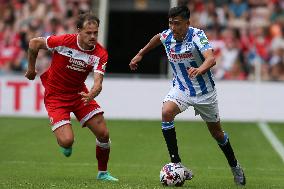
[163,87,220,122]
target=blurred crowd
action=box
[0,0,92,75]
[179,0,284,81]
[1,0,284,81]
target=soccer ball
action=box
[159,163,186,187]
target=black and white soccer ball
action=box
[160,163,186,187]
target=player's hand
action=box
[25,69,37,80]
[187,67,202,78]
[129,54,142,70]
[79,92,94,105]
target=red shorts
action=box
[44,90,104,131]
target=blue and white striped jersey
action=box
[160,27,215,96]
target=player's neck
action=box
[175,29,188,42]
[77,35,95,51]
[78,42,94,51]
[176,33,186,42]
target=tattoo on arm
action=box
[28,48,39,57]
[27,48,39,70]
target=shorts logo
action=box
[50,117,54,124]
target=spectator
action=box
[1,0,284,81]
[214,29,244,80]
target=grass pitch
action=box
[0,117,284,189]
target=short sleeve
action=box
[94,51,108,75]
[192,30,213,53]
[46,35,65,51]
[160,29,171,44]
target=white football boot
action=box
[177,163,194,180]
[231,162,246,186]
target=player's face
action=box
[169,16,189,41]
[78,21,98,49]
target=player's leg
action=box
[162,101,181,163]
[162,100,194,180]
[206,121,246,186]
[194,90,245,185]
[162,88,189,163]
[206,121,237,167]
[74,96,117,181]
[85,113,118,181]
[53,124,74,157]
[162,89,194,180]
[86,113,110,172]
[45,97,74,157]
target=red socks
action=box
[96,139,111,171]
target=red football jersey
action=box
[41,33,108,94]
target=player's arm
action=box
[129,34,162,70]
[79,73,103,105]
[25,37,48,80]
[187,49,216,78]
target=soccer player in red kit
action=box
[25,12,118,181]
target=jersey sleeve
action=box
[46,35,65,51]
[160,29,171,45]
[192,29,213,53]
[93,51,108,75]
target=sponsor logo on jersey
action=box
[162,33,167,39]
[67,50,73,57]
[67,58,87,72]
[88,55,100,65]
[169,53,193,61]
[200,37,209,45]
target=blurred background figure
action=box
[0,0,284,81]
[0,0,93,75]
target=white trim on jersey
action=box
[51,46,100,67]
[94,70,105,75]
[46,36,52,51]
[76,34,96,51]
[46,36,105,74]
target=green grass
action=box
[269,123,284,142]
[0,117,284,189]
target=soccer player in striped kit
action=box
[25,12,118,181]
[130,6,245,186]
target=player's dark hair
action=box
[77,12,100,29]
[168,6,190,20]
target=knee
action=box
[211,131,229,145]
[162,107,175,121]
[97,129,109,142]
[211,130,224,142]
[93,116,109,141]
[58,135,74,148]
